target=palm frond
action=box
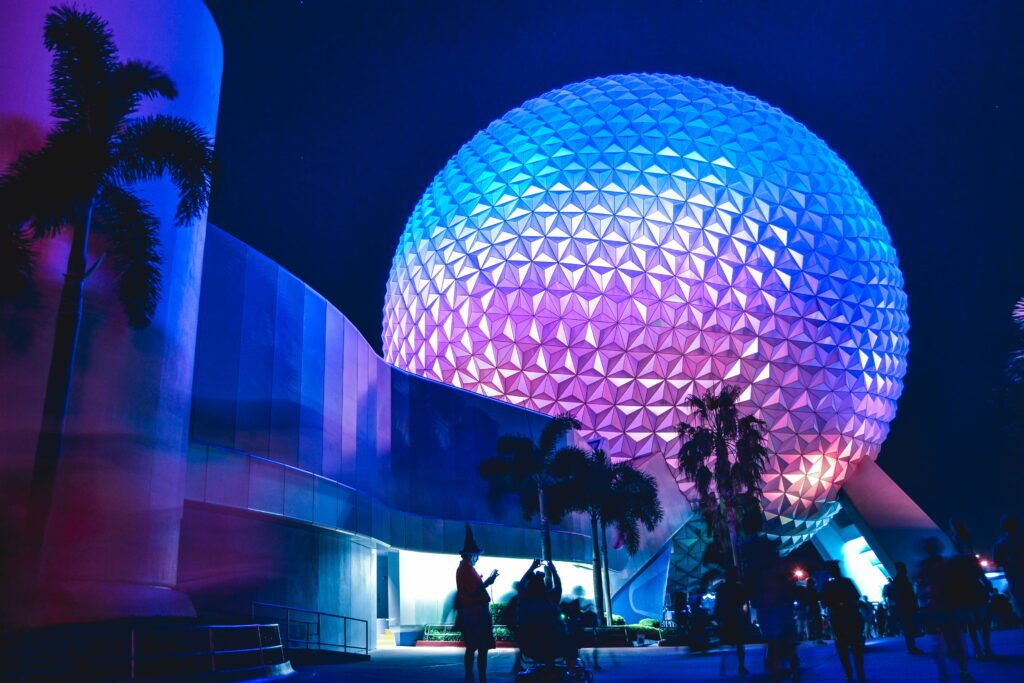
[0,224,35,298]
[44,6,119,128]
[1014,297,1024,330]
[110,115,213,225]
[538,413,582,457]
[0,131,102,236]
[601,461,663,556]
[111,60,177,118]
[93,184,161,327]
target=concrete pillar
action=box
[0,0,222,627]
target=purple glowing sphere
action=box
[383,74,908,545]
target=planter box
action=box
[394,626,424,646]
[415,641,517,648]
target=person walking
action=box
[885,562,924,653]
[741,514,799,682]
[858,597,875,639]
[805,577,825,644]
[792,579,812,642]
[917,536,972,683]
[820,562,866,682]
[714,566,750,676]
[455,524,498,683]
[949,522,993,659]
[994,515,1024,621]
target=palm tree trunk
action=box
[26,201,94,578]
[726,503,740,570]
[537,484,552,563]
[601,521,613,625]
[590,512,606,626]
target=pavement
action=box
[283,628,1024,682]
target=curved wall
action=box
[189,226,590,555]
[0,0,222,627]
[181,227,591,633]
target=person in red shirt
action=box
[455,524,498,682]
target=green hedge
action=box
[421,621,661,644]
[421,623,514,642]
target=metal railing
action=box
[252,601,369,655]
[129,622,286,680]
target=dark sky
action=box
[203,0,1023,549]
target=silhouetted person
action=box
[792,580,812,641]
[742,513,799,682]
[949,522,993,659]
[688,598,712,652]
[858,596,874,639]
[990,591,1014,629]
[561,585,598,669]
[884,562,923,653]
[505,582,523,673]
[917,536,972,682]
[994,515,1024,621]
[516,559,579,673]
[820,561,866,682]
[805,577,824,644]
[874,602,888,638]
[455,524,498,683]
[714,566,750,676]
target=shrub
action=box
[626,625,661,641]
[638,618,660,629]
[423,625,463,642]
[611,614,626,625]
[493,625,513,641]
[490,601,515,626]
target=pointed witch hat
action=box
[461,523,483,555]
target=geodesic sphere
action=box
[383,74,908,546]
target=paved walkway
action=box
[286,629,1024,682]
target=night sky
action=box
[203,0,1022,549]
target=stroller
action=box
[515,639,593,683]
[514,603,593,683]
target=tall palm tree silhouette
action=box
[0,6,214,573]
[676,385,770,569]
[552,446,664,624]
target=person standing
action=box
[714,566,750,676]
[885,562,924,654]
[820,562,866,682]
[455,524,498,683]
[994,515,1024,621]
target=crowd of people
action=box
[454,524,594,683]
[702,514,1024,682]
[450,513,1024,683]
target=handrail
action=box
[128,622,286,680]
[252,601,369,655]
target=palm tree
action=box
[598,459,664,625]
[675,385,770,569]
[479,414,584,563]
[0,6,213,573]
[1010,297,1024,383]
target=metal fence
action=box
[252,601,369,655]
